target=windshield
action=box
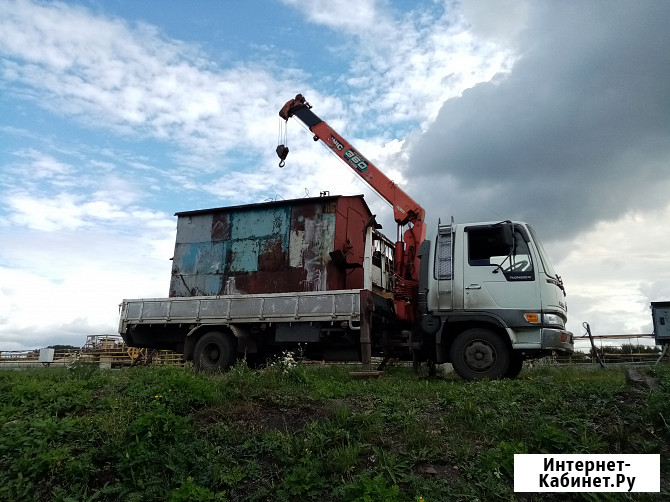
[527,225,557,278]
[466,223,534,281]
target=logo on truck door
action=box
[331,136,369,172]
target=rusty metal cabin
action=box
[170,195,376,297]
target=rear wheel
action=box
[450,328,510,380]
[193,331,237,371]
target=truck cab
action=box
[420,220,573,379]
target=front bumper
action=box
[541,328,574,354]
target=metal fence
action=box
[0,334,183,369]
[556,332,666,365]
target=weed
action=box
[337,474,401,502]
[371,446,412,485]
[264,348,310,385]
[170,476,226,501]
[67,359,100,380]
[277,457,327,500]
[328,443,363,476]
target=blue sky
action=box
[1,0,669,351]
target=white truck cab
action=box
[420,220,573,379]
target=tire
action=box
[505,353,524,379]
[450,328,510,381]
[193,331,237,372]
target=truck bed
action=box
[119,289,364,331]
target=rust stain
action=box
[211,213,230,241]
[257,238,286,271]
[290,204,310,231]
[233,268,307,294]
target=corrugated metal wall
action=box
[169,195,372,297]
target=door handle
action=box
[465,284,481,290]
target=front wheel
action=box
[450,328,510,381]
[193,331,237,371]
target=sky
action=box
[1,0,669,352]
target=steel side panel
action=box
[121,290,362,325]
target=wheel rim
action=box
[462,339,497,372]
[203,342,221,365]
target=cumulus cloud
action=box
[280,0,513,130]
[558,205,670,337]
[462,0,529,41]
[0,161,176,347]
[0,0,510,201]
[0,213,176,350]
[0,0,295,165]
[280,0,382,32]
[407,1,670,240]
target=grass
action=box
[0,361,668,501]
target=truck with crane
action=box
[118,94,573,380]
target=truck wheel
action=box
[450,328,510,381]
[505,353,524,379]
[193,331,237,372]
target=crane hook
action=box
[276,144,289,168]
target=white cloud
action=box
[1,138,177,350]
[0,0,293,164]
[557,204,670,337]
[0,0,511,199]
[6,192,88,231]
[14,149,73,180]
[280,0,513,131]
[280,0,383,33]
[0,211,176,350]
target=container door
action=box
[462,224,541,312]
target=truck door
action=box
[462,224,541,312]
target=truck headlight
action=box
[542,313,565,329]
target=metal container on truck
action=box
[119,194,396,368]
[169,195,374,297]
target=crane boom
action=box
[279,95,425,228]
[278,94,426,320]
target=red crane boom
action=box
[278,94,426,320]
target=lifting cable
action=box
[277,116,289,167]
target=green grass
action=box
[0,362,668,501]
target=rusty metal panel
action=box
[332,195,372,290]
[175,213,213,243]
[169,196,372,297]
